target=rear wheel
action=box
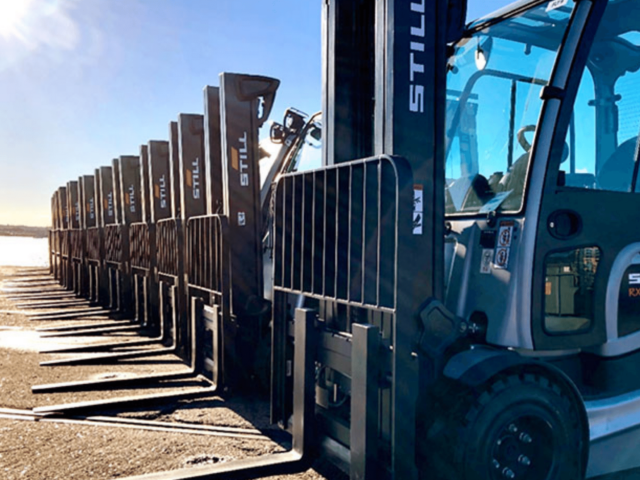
[420,373,587,480]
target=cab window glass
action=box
[445,1,575,215]
[544,247,600,335]
[561,5,640,192]
[563,77,597,188]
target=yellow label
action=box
[231,148,239,170]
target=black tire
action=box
[420,373,587,480]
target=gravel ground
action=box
[0,266,347,480]
[4,269,640,480]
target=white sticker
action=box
[413,185,423,235]
[238,212,246,226]
[546,0,569,12]
[495,247,510,269]
[480,249,493,274]
[498,221,514,248]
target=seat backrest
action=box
[597,137,637,192]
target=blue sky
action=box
[0,0,513,226]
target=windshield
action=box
[445,1,575,215]
[559,0,640,193]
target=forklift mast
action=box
[373,0,449,299]
[58,186,68,230]
[117,156,142,225]
[147,141,172,224]
[322,0,376,165]
[67,180,79,230]
[204,86,223,215]
[81,175,96,230]
[169,121,182,219]
[139,145,151,225]
[98,166,115,227]
[177,114,206,222]
[324,0,457,296]
[220,73,279,318]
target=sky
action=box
[0,0,513,227]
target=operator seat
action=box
[498,124,536,207]
[498,152,529,207]
[597,137,638,192]
[499,140,570,208]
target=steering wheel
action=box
[517,125,536,152]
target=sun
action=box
[0,0,32,38]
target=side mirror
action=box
[270,122,286,144]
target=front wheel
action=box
[421,373,587,480]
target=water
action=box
[0,235,49,267]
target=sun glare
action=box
[0,0,32,38]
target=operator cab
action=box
[445,0,640,396]
[283,112,322,174]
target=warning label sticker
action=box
[480,249,493,274]
[413,185,423,235]
[498,221,514,248]
[494,247,510,269]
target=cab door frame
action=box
[529,0,617,350]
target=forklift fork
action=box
[32,297,223,410]
[117,308,318,480]
[38,285,179,367]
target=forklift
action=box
[105,0,640,479]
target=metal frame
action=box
[271,155,420,478]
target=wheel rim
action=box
[489,415,555,480]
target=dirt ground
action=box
[0,266,347,480]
